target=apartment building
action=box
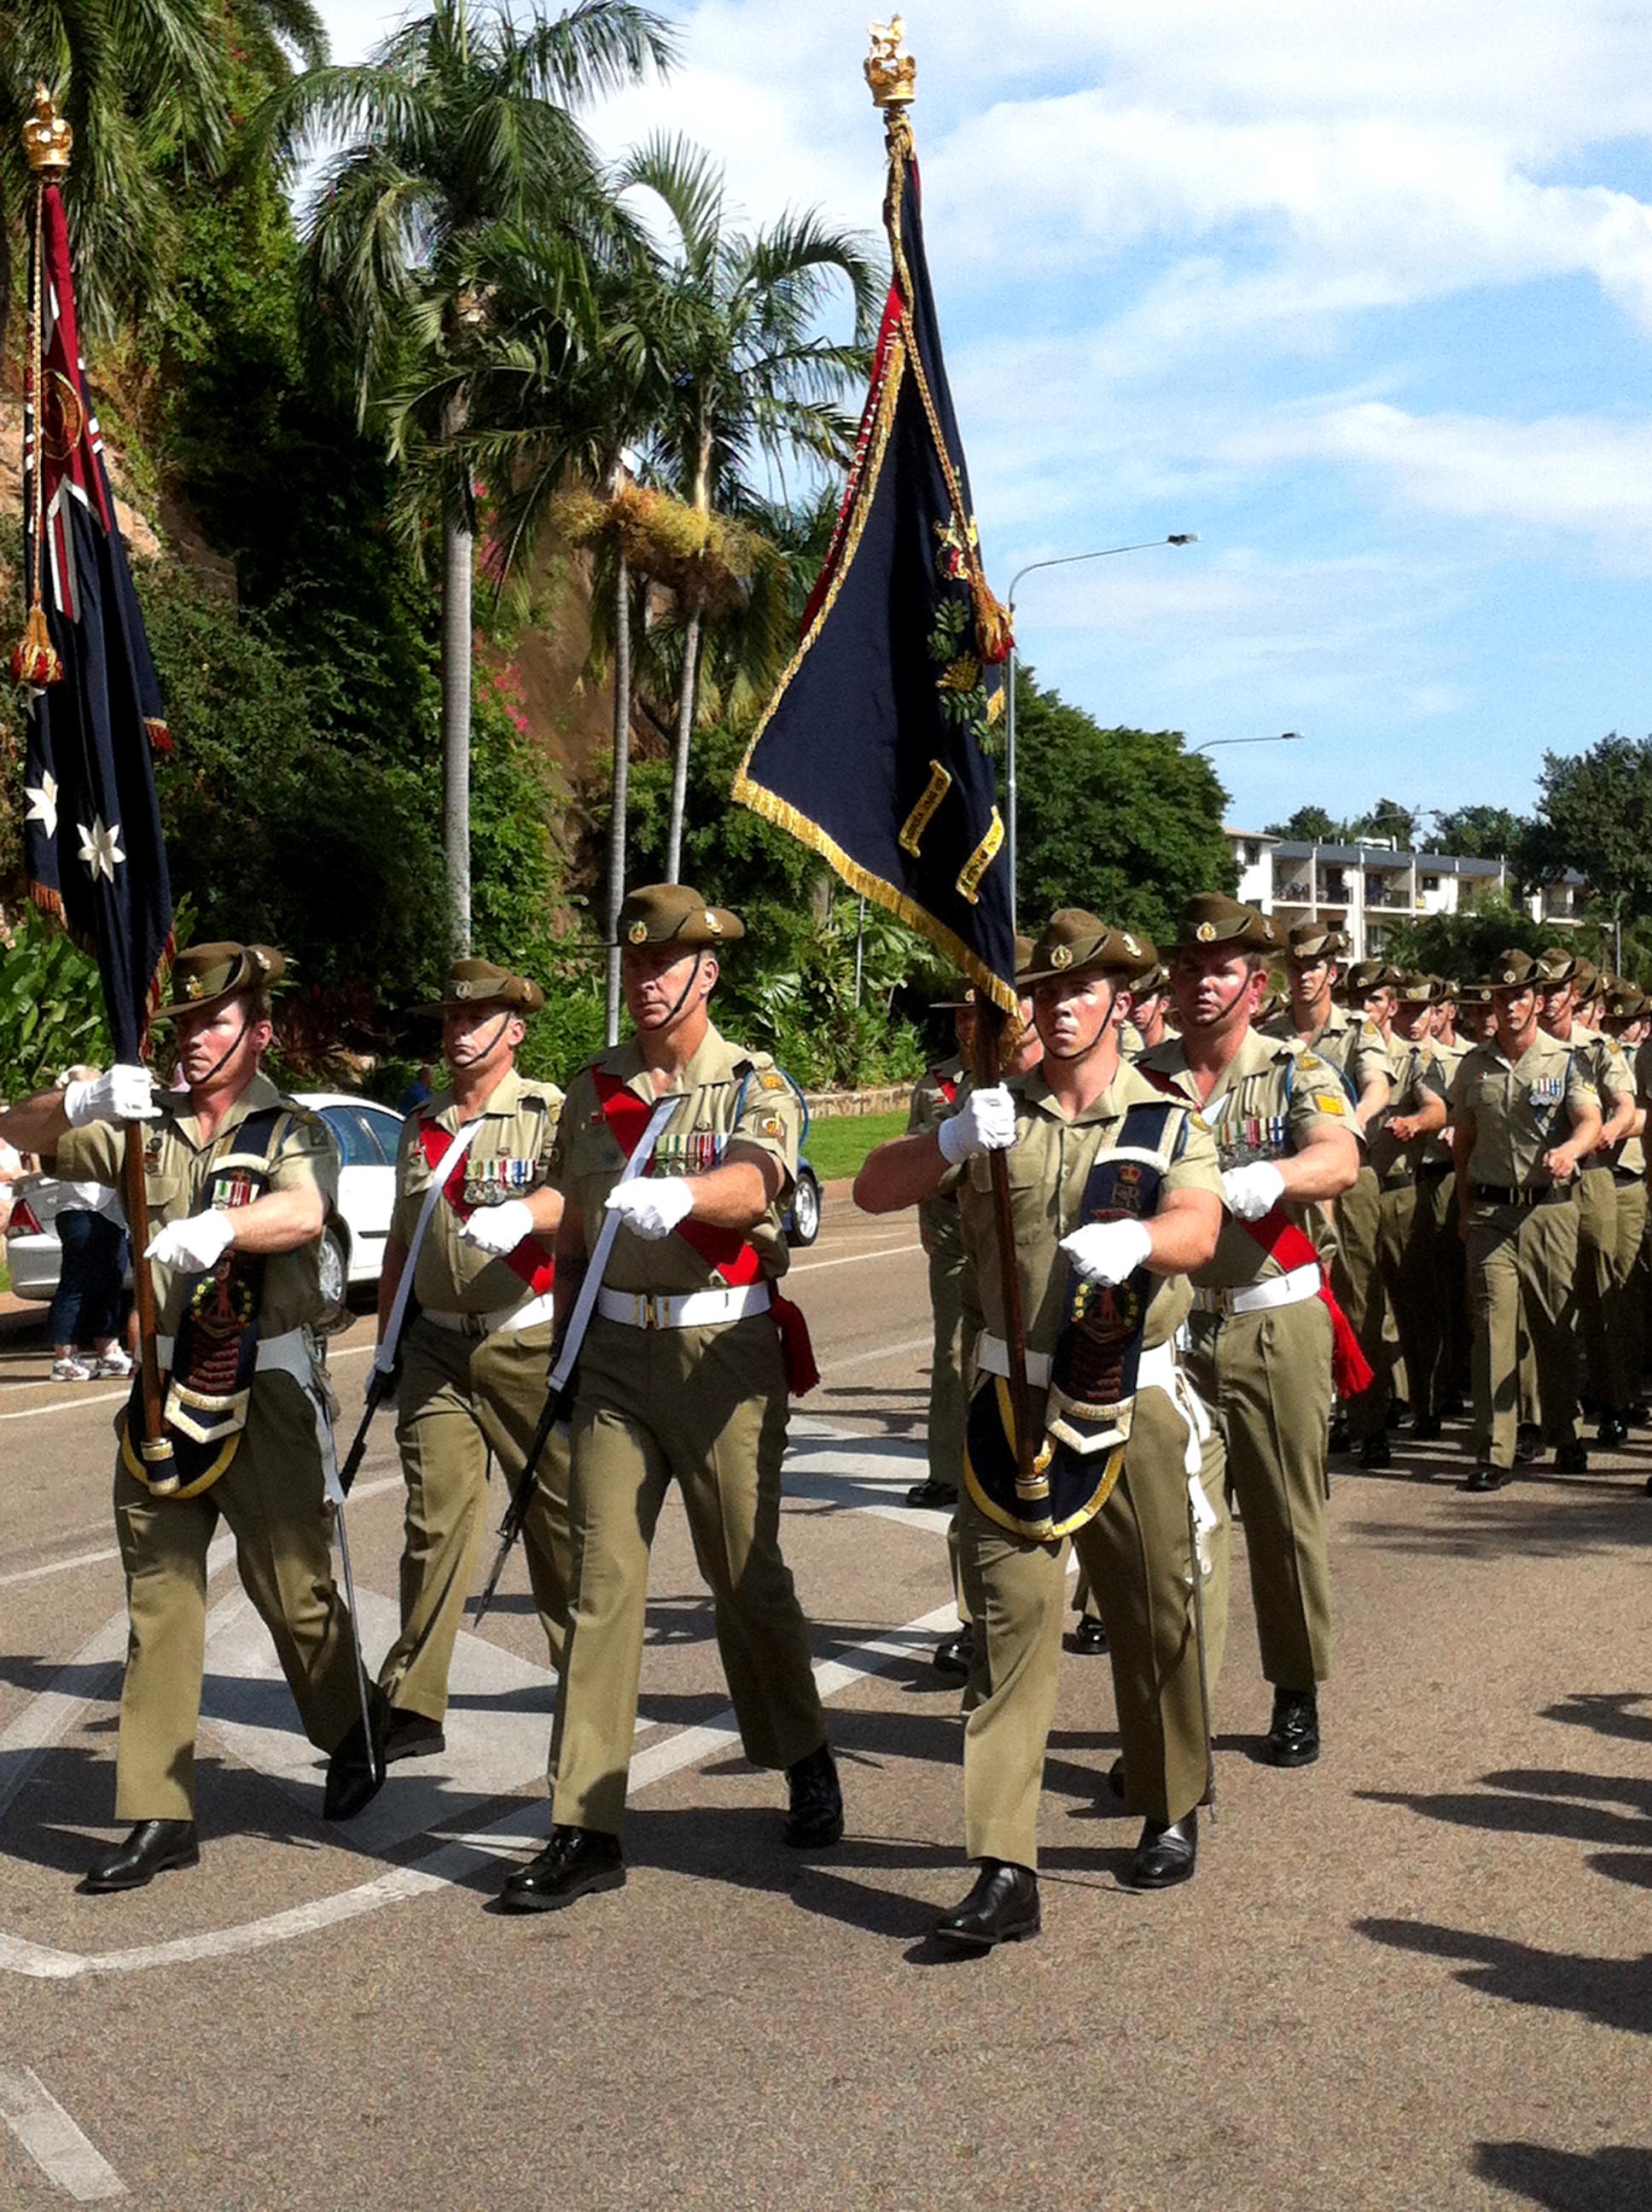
[1224,830,1588,962]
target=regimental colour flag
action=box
[14,148,173,1061]
[731,33,1017,1017]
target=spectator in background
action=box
[0,1113,22,1237]
[47,1067,131,1384]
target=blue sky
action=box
[313,0,1652,836]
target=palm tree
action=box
[616,134,879,879]
[252,0,674,951]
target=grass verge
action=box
[803,1108,909,1184]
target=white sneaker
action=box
[51,1356,94,1383]
[92,1348,133,1378]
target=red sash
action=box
[1239,1208,1373,1399]
[591,1068,815,1393]
[935,1072,959,1106]
[1137,1063,1371,1396]
[419,1121,554,1296]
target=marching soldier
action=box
[1265,928,1392,1454]
[1416,981,1470,1422]
[372,959,572,1763]
[1335,958,1411,1459]
[1458,981,1498,1050]
[1370,975,1452,1445]
[856,910,1230,1942]
[1598,981,1649,1420]
[1535,952,1640,1445]
[0,944,383,1890]
[1124,957,1172,1054]
[1451,952,1601,1493]
[501,885,839,1913]
[1143,897,1361,1767]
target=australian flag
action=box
[732,108,1017,1018]
[15,178,173,1061]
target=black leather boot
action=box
[905,1477,958,1509]
[498,1826,625,1913]
[323,1685,389,1821]
[1129,1811,1198,1889]
[383,1707,445,1765]
[1555,1439,1590,1474]
[1067,1615,1108,1655]
[932,1627,974,1677]
[81,1819,199,1894]
[784,1742,844,1847]
[1463,1464,1506,1493]
[1263,1686,1320,1767]
[933,1860,1040,1947]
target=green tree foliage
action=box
[1346,796,1419,847]
[1428,804,1530,862]
[1530,734,1652,912]
[1382,889,1545,981]
[0,905,109,1098]
[1265,804,1340,842]
[1013,672,1235,939]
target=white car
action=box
[3,1092,405,1313]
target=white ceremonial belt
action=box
[973,1332,1053,1388]
[596,1283,772,1330]
[421,1292,556,1339]
[153,1327,310,1376]
[1190,1262,1322,1319]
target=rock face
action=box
[0,398,163,595]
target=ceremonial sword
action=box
[471,1091,681,1626]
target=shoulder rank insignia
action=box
[759,1070,786,1091]
[1314,1093,1347,1115]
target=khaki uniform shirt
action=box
[957,1059,1223,1357]
[56,1073,337,1336]
[1140,1028,1355,1289]
[1451,1032,1594,1191]
[1566,1020,1641,1175]
[907,1057,969,1256]
[1417,1037,1463,1167]
[1264,1004,1388,1103]
[393,1067,564,1315]
[1369,1034,1437,1185]
[552,1022,800,1292]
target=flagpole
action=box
[860,41,1044,1507]
[18,89,175,1491]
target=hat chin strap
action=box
[1190,970,1255,1029]
[1037,983,1117,1063]
[451,1010,515,1067]
[652,949,705,1030]
[188,1011,253,1091]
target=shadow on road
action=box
[1358,1914,1652,2037]
[1473,2141,1652,2210]
[1342,1484,1652,1559]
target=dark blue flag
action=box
[15,171,173,1061]
[732,61,1017,1018]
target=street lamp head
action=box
[1167,533,1199,545]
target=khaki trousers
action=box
[111,1371,361,1822]
[1375,1184,1439,1428]
[1618,1179,1650,1401]
[1185,1296,1335,1689]
[1467,1194,1582,1469]
[924,1232,969,1493]
[1576,1167,1621,1412]
[378,1314,573,1723]
[1334,1167,1385,1439]
[550,1313,825,1835]
[1418,1167,1469,1411]
[957,1386,1229,1868]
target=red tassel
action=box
[9,603,61,687]
[771,1292,819,1396]
[1321,1288,1374,1399]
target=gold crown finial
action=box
[22,84,73,175]
[865,18,916,108]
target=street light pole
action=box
[1003,534,1198,934]
[1188,731,1306,755]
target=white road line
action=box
[821,1333,931,1377]
[788,1242,920,1275]
[0,1342,375,1423]
[0,1592,963,1981]
[0,1471,405,1597]
[0,2069,127,2200]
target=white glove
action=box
[936,1085,1017,1165]
[145,1208,236,1272]
[63,1063,159,1127]
[604,1176,695,1241]
[1059,1215,1154,1285]
[1222,1161,1286,1221]
[460,1197,535,1257]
